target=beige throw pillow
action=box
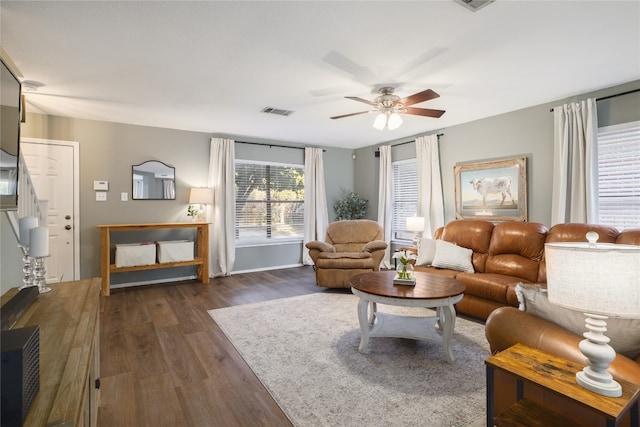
[515,283,640,359]
[416,238,437,266]
[431,240,474,273]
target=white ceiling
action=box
[2,1,639,149]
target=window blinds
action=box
[235,160,304,243]
[392,159,418,241]
[597,122,640,230]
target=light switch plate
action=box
[121,192,128,201]
[96,192,107,202]
[93,180,109,191]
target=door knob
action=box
[65,225,72,230]
[65,215,71,220]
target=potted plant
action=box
[334,191,368,221]
[187,204,199,221]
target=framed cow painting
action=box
[454,156,527,222]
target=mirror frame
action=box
[132,160,176,200]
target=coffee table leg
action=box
[439,303,457,363]
[368,301,377,324]
[357,297,370,353]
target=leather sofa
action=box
[412,220,640,321]
[485,306,640,386]
[306,219,388,288]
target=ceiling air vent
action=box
[261,107,294,116]
[453,0,495,12]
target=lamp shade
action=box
[406,216,425,232]
[189,187,213,205]
[387,113,403,130]
[545,242,640,319]
[372,113,387,130]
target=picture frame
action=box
[454,156,527,222]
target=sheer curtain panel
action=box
[416,134,445,237]
[163,180,175,199]
[303,147,329,265]
[207,137,236,276]
[377,145,392,269]
[551,99,599,225]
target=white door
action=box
[20,139,79,283]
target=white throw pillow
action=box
[515,283,640,359]
[431,240,474,273]
[416,238,437,266]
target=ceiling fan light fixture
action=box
[373,113,387,130]
[387,113,402,130]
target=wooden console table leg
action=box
[198,223,210,284]
[100,227,111,296]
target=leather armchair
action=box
[306,219,387,288]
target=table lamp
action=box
[406,216,425,246]
[188,187,213,221]
[545,232,640,397]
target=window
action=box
[392,159,418,241]
[235,160,304,244]
[597,121,640,230]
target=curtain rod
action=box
[549,88,640,112]
[236,140,325,151]
[391,133,445,148]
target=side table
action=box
[485,343,639,427]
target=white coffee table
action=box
[350,270,466,363]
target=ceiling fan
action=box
[330,87,445,130]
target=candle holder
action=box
[18,244,35,290]
[33,256,51,294]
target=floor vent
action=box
[453,0,495,12]
[261,107,294,116]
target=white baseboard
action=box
[110,275,197,289]
[111,264,307,286]
[229,263,304,276]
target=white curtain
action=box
[162,180,175,199]
[207,137,236,276]
[377,145,392,269]
[551,98,599,225]
[303,147,329,265]
[416,134,445,237]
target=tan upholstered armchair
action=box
[305,219,388,288]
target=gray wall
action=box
[3,116,353,285]
[2,79,637,288]
[1,214,22,294]
[356,80,640,229]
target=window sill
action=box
[236,239,303,249]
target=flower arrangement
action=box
[393,250,417,279]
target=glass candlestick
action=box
[18,244,35,290]
[33,256,51,293]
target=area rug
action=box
[208,293,489,427]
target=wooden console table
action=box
[1,278,101,426]
[97,222,210,296]
[486,343,639,427]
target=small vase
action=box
[397,263,414,280]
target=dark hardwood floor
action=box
[98,266,345,426]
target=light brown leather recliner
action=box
[305,219,388,288]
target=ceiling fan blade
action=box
[345,96,377,106]
[404,107,446,118]
[330,111,370,120]
[397,89,440,107]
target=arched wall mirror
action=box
[132,160,176,200]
